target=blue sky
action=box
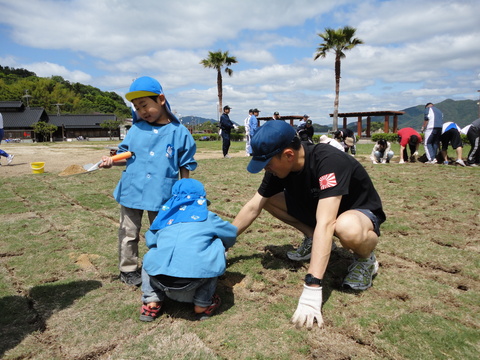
[0,0,479,125]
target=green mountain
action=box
[366,99,478,130]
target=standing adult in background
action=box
[249,108,260,140]
[298,114,309,128]
[272,111,282,121]
[0,112,15,165]
[461,118,480,166]
[220,105,235,159]
[244,109,253,156]
[397,127,422,164]
[333,128,356,155]
[440,122,466,166]
[422,102,443,164]
[370,139,394,164]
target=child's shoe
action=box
[196,294,221,321]
[139,303,162,322]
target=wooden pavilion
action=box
[330,111,405,136]
[256,115,304,126]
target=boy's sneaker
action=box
[139,303,162,322]
[456,159,466,167]
[287,236,313,261]
[342,253,379,291]
[196,294,221,321]
[120,270,142,286]
[7,154,14,164]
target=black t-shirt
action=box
[257,143,386,227]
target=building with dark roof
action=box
[0,101,121,141]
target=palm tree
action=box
[314,26,363,131]
[200,50,238,115]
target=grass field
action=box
[0,140,479,359]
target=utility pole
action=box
[52,103,64,116]
[22,89,32,108]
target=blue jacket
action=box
[113,120,197,211]
[143,212,237,278]
[249,115,258,137]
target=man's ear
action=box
[283,148,295,160]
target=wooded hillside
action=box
[0,66,130,118]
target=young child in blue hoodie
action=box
[100,76,197,286]
[139,178,237,321]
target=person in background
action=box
[232,121,385,329]
[397,127,422,164]
[370,139,394,164]
[461,118,480,167]
[333,128,356,155]
[421,103,443,164]
[272,111,282,121]
[140,179,237,322]
[244,109,253,156]
[297,119,314,143]
[319,135,345,151]
[0,112,14,165]
[298,114,309,128]
[440,122,465,166]
[219,105,235,159]
[100,76,197,286]
[249,108,260,139]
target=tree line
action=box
[0,69,131,119]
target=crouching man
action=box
[232,121,386,328]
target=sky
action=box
[0,0,479,125]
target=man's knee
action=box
[335,211,373,244]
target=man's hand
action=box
[291,284,323,329]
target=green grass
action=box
[0,140,479,359]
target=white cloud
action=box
[0,0,479,124]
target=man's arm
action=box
[232,191,268,235]
[307,195,341,280]
[291,195,341,329]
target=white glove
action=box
[413,151,418,156]
[291,284,323,329]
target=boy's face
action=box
[132,95,169,124]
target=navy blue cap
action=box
[247,120,296,173]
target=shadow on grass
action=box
[0,280,102,357]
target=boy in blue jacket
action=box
[140,179,237,321]
[100,76,197,286]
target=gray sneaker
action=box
[456,159,466,167]
[287,237,312,261]
[342,253,378,290]
[287,237,337,261]
[120,270,142,286]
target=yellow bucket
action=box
[31,162,45,174]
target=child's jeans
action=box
[141,267,217,308]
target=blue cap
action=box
[247,120,296,173]
[125,76,178,122]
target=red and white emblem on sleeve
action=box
[319,173,337,190]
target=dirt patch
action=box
[0,143,245,177]
[59,164,87,176]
